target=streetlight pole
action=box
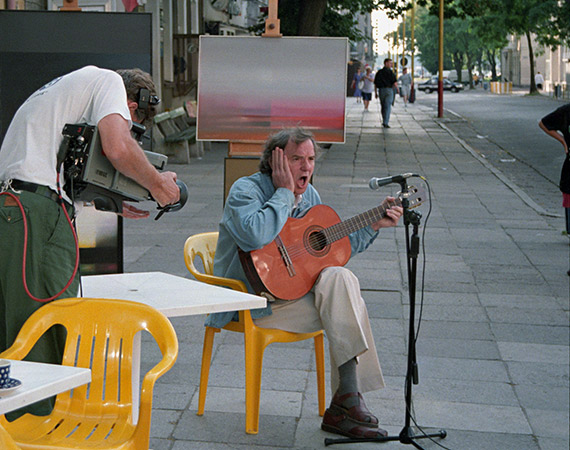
[438,0,444,117]
[411,0,415,87]
[402,12,406,71]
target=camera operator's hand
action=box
[150,171,180,207]
[121,203,150,219]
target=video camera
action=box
[58,123,187,219]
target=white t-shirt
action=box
[0,65,132,192]
[361,71,375,94]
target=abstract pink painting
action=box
[197,36,347,143]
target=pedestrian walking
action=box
[398,68,412,107]
[374,58,398,128]
[351,67,363,104]
[535,72,544,90]
[360,66,375,112]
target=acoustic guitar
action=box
[238,186,425,300]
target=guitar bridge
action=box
[275,235,296,278]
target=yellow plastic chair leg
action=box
[314,333,326,416]
[197,326,218,416]
[244,329,265,434]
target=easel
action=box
[60,0,81,11]
[224,0,282,201]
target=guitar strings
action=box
[283,202,394,259]
[279,200,399,260]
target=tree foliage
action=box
[417,0,568,93]
[251,0,411,40]
[494,0,564,93]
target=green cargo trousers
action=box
[0,188,78,416]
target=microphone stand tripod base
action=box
[324,428,447,447]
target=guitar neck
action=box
[324,198,402,244]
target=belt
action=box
[10,179,62,204]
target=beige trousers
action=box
[253,266,384,394]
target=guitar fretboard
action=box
[323,198,403,244]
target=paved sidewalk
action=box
[127,96,569,449]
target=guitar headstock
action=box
[398,185,426,210]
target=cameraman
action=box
[0,66,180,415]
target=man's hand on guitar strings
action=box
[370,197,403,230]
[270,147,295,193]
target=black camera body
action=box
[58,123,168,213]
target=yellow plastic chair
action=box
[0,424,21,450]
[0,297,178,450]
[184,232,326,434]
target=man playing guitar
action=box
[206,127,403,439]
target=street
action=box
[413,87,568,217]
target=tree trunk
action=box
[526,31,538,94]
[297,0,328,36]
[476,49,484,85]
[452,52,464,83]
[487,49,498,81]
[466,54,474,89]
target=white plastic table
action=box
[81,271,265,316]
[0,360,91,415]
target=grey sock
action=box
[336,358,358,396]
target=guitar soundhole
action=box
[304,226,330,257]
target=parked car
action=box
[417,77,464,93]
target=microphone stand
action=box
[325,180,447,448]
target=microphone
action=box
[369,173,416,190]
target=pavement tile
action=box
[414,400,532,434]
[490,322,570,345]
[526,408,570,439]
[497,342,569,365]
[514,384,570,411]
[416,337,500,360]
[506,361,569,387]
[417,356,510,383]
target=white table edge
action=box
[0,360,91,415]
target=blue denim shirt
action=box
[205,172,379,328]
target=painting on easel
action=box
[197,36,347,144]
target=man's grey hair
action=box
[116,68,158,125]
[259,127,320,175]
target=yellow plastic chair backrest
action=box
[0,297,178,450]
[184,231,247,292]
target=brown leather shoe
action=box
[322,407,388,439]
[330,391,379,427]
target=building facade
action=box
[502,34,569,98]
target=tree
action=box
[423,0,568,93]
[497,0,562,94]
[555,1,570,47]
[471,14,507,81]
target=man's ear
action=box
[127,100,140,123]
[127,100,138,114]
